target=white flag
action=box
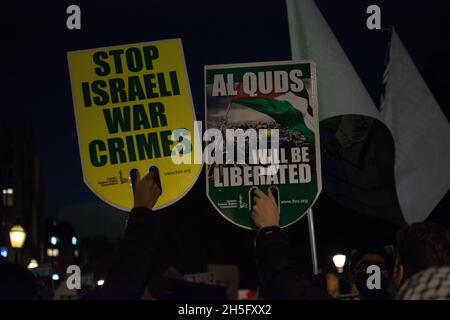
[286,0,380,121]
[286,0,450,224]
[380,30,450,224]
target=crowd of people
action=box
[251,187,449,300]
[0,170,449,300]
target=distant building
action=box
[0,117,44,264]
[44,219,79,276]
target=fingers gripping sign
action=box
[251,187,280,229]
[130,168,161,210]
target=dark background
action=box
[1,0,449,288]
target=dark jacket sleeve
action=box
[255,227,332,300]
[83,207,160,300]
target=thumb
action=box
[268,188,276,204]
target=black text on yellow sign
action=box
[68,39,201,211]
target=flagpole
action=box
[307,208,319,276]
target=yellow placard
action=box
[67,39,201,211]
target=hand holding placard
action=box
[131,169,161,211]
[251,188,280,229]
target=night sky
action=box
[1,0,449,278]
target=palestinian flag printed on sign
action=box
[232,82,316,142]
[205,60,322,229]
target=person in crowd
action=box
[84,169,161,299]
[251,187,331,300]
[349,246,395,300]
[0,260,37,300]
[394,222,450,290]
[396,266,450,300]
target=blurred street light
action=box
[332,254,346,273]
[9,224,26,249]
[27,258,38,269]
[50,236,58,245]
[9,224,26,264]
[0,247,7,258]
[47,248,59,257]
